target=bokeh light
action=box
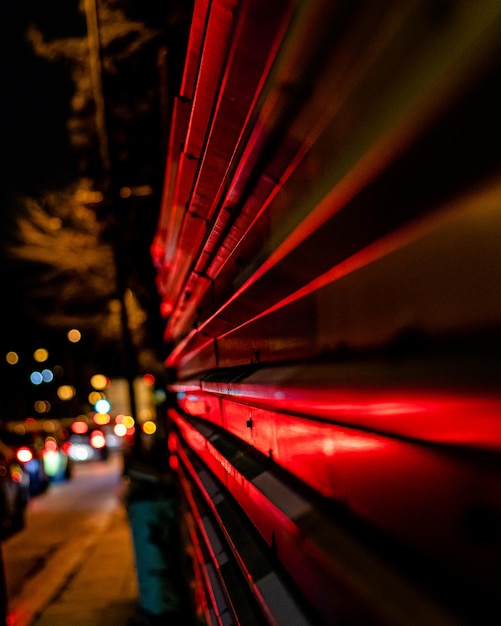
[53,365,64,377]
[90,430,106,448]
[41,368,54,383]
[88,391,104,405]
[90,374,110,390]
[142,373,155,386]
[139,408,152,422]
[17,447,33,463]
[142,421,157,435]
[121,415,135,429]
[30,371,43,385]
[33,348,49,362]
[94,398,111,413]
[57,385,76,400]
[114,423,127,437]
[93,412,110,425]
[5,351,19,365]
[34,400,51,414]
[67,329,82,343]
[153,389,167,403]
[71,420,89,434]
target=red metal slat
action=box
[160,178,500,368]
[174,437,313,626]
[179,0,211,101]
[158,0,501,368]
[172,385,501,577]
[170,409,460,625]
[176,465,233,625]
[154,0,209,267]
[167,333,218,379]
[152,97,193,268]
[187,0,294,224]
[164,0,295,340]
[160,0,238,301]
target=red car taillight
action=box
[44,437,58,453]
[90,431,106,449]
[61,441,72,454]
[17,447,33,464]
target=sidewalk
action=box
[11,502,141,626]
[5,452,196,626]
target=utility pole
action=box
[84,0,140,450]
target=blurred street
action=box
[1,453,138,626]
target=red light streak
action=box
[199,383,501,450]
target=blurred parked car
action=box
[0,429,50,496]
[0,439,29,539]
[40,431,73,483]
[0,425,73,493]
[68,428,109,462]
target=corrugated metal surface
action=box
[152,1,501,623]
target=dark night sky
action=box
[1,2,82,192]
[1,2,82,345]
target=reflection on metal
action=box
[152,0,501,623]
